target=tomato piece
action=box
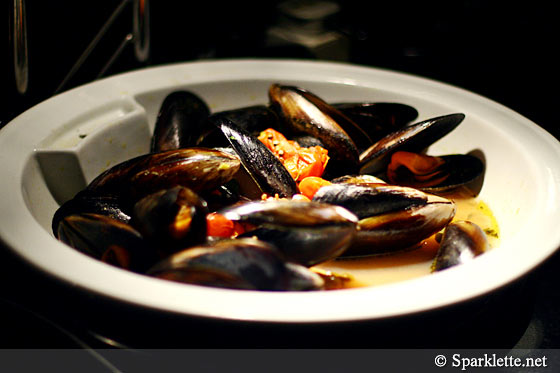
[297,146,329,180]
[298,176,332,199]
[206,212,246,238]
[258,128,329,182]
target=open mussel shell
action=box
[387,152,485,193]
[52,190,130,235]
[56,213,158,273]
[268,84,361,175]
[213,116,298,198]
[131,186,209,254]
[432,220,489,272]
[86,148,241,205]
[147,238,325,291]
[151,90,211,152]
[221,200,359,266]
[359,113,466,175]
[332,102,419,145]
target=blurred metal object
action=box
[97,33,134,79]
[133,0,150,62]
[13,0,29,95]
[54,0,150,94]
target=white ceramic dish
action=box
[1,59,560,323]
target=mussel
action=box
[220,200,359,266]
[52,190,130,235]
[313,183,456,256]
[131,186,209,254]
[57,213,158,272]
[268,84,363,176]
[359,113,466,175]
[151,90,211,152]
[147,238,324,291]
[432,220,489,271]
[211,116,298,198]
[352,198,456,256]
[86,148,241,205]
[312,183,428,220]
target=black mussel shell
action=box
[147,238,324,291]
[57,213,158,272]
[213,116,298,198]
[86,148,241,205]
[312,183,428,219]
[332,102,418,145]
[151,91,211,152]
[432,220,488,271]
[52,190,130,236]
[312,183,456,257]
[359,113,465,175]
[222,200,358,266]
[131,186,209,254]
[268,84,361,172]
[347,200,456,257]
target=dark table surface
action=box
[1,0,559,358]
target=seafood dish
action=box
[52,83,498,291]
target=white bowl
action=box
[1,59,560,324]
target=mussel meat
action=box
[386,151,485,192]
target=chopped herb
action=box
[483,228,499,238]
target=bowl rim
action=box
[2,58,560,323]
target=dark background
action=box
[1,0,559,354]
[3,1,559,139]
